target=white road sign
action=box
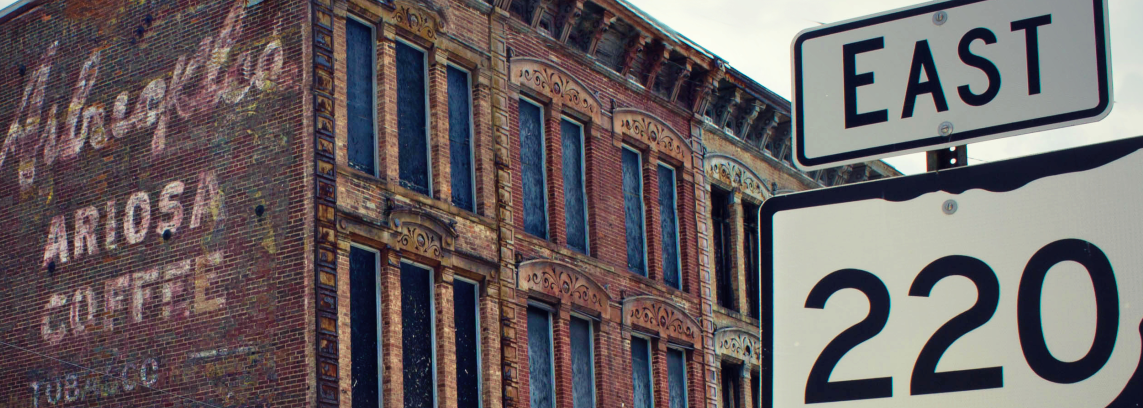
[790,0,1112,171]
[762,136,1143,408]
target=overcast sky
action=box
[1,0,1137,174]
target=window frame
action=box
[527,302,558,408]
[400,259,438,408]
[657,161,682,289]
[630,333,656,408]
[447,63,478,213]
[346,16,380,178]
[667,346,689,408]
[396,38,434,196]
[621,145,649,276]
[569,312,597,408]
[454,275,482,408]
[561,115,590,255]
[349,242,384,408]
[519,97,551,240]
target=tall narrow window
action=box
[721,363,741,408]
[711,188,735,310]
[527,307,556,408]
[751,370,761,408]
[562,119,588,254]
[402,262,435,408]
[519,100,548,239]
[631,336,654,408]
[350,246,381,408]
[622,148,646,276]
[744,202,760,320]
[346,19,376,175]
[448,66,475,212]
[658,164,681,289]
[668,348,688,408]
[570,316,595,408]
[454,278,481,408]
[397,42,430,196]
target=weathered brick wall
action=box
[0,0,311,406]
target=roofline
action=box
[0,0,40,25]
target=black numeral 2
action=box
[803,269,892,404]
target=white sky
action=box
[2,0,1137,174]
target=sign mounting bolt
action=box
[938,121,954,136]
[942,199,958,215]
[933,10,948,25]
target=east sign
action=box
[790,0,1112,171]
[762,136,1143,408]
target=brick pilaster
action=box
[730,190,745,314]
[554,303,574,408]
[642,149,662,281]
[378,24,400,183]
[382,248,405,408]
[545,100,566,247]
[653,339,670,408]
[430,47,452,201]
[436,266,458,408]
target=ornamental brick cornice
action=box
[518,259,613,317]
[704,154,771,200]
[613,108,692,164]
[510,57,604,123]
[622,295,701,346]
[714,327,761,366]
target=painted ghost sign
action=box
[0,0,310,406]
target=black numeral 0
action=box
[804,269,892,404]
[1019,239,1119,384]
[909,255,1003,395]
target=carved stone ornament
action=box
[510,58,603,123]
[714,327,762,366]
[391,3,444,41]
[613,108,691,163]
[519,260,612,316]
[705,154,770,200]
[388,206,457,259]
[622,296,700,345]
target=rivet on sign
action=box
[938,121,954,137]
[942,199,958,215]
[933,11,948,25]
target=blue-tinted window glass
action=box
[659,165,680,289]
[631,337,653,408]
[401,262,434,408]
[519,100,548,238]
[562,119,587,254]
[449,67,475,212]
[454,280,480,408]
[622,148,646,276]
[346,20,375,175]
[668,349,687,408]
[397,42,430,196]
[571,317,594,408]
[744,202,760,320]
[527,307,555,408]
[350,247,380,408]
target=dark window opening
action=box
[346,20,375,175]
[712,188,736,310]
[631,337,653,408]
[397,42,430,196]
[562,119,588,254]
[668,348,688,408]
[402,262,434,408]
[744,201,760,320]
[659,164,681,289]
[454,279,480,408]
[448,66,475,212]
[350,246,380,408]
[519,100,548,239]
[751,370,761,408]
[527,307,555,408]
[721,362,742,408]
[571,317,595,408]
[622,148,646,276]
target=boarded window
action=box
[668,348,688,408]
[397,42,430,196]
[658,164,680,289]
[519,100,548,239]
[711,188,735,310]
[562,119,588,254]
[631,337,653,408]
[721,362,741,408]
[622,148,646,276]
[449,67,475,212]
[570,317,595,408]
[350,247,380,408]
[527,307,555,408]
[346,20,375,175]
[402,262,434,408]
[744,202,760,320]
[454,279,480,408]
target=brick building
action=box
[0,0,898,407]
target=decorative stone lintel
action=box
[705,154,770,200]
[518,259,612,316]
[613,108,691,164]
[510,57,604,123]
[714,327,761,366]
[622,296,701,345]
